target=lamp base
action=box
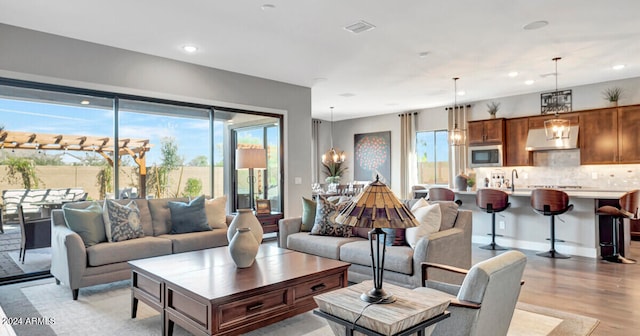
[360,287,396,304]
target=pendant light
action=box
[322,107,346,164]
[449,77,466,146]
[544,57,571,140]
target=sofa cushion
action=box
[205,195,228,229]
[103,199,145,242]
[301,197,317,232]
[340,240,414,275]
[157,229,228,254]
[287,232,361,260]
[310,197,352,237]
[62,201,106,247]
[405,202,441,248]
[148,197,190,236]
[86,236,172,266]
[168,196,211,234]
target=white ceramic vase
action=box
[227,208,263,243]
[229,227,259,268]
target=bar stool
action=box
[531,189,573,259]
[428,187,462,206]
[476,189,510,250]
[596,189,639,264]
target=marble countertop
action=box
[455,188,628,199]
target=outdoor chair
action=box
[17,205,52,264]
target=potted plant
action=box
[486,102,500,119]
[322,162,347,185]
[466,176,476,191]
[603,87,623,107]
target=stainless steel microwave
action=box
[469,145,503,167]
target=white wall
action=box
[0,23,312,217]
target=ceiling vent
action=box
[344,20,376,34]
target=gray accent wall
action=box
[0,23,312,217]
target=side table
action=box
[314,281,450,336]
[255,211,283,234]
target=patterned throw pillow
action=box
[310,197,353,237]
[103,199,144,242]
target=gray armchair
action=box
[414,250,527,336]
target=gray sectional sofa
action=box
[51,198,231,300]
[278,201,472,288]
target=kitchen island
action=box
[454,188,628,258]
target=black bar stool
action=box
[476,189,510,250]
[531,189,573,259]
[596,189,639,264]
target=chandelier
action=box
[449,77,466,146]
[321,107,346,164]
[544,57,571,140]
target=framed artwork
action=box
[255,199,271,215]
[541,89,572,114]
[354,131,391,185]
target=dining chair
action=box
[17,205,52,264]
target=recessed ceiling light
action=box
[457,91,466,96]
[418,52,429,58]
[344,20,376,34]
[182,45,198,53]
[525,80,535,85]
[339,93,356,98]
[523,20,548,30]
[261,4,275,10]
[80,100,90,105]
[508,71,519,77]
[612,64,625,70]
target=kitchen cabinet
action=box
[467,118,504,146]
[528,113,579,129]
[580,108,618,164]
[617,105,640,163]
[504,118,531,166]
[579,105,640,164]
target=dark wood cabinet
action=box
[504,118,531,166]
[580,108,618,164]
[527,113,579,130]
[467,118,504,146]
[618,105,640,163]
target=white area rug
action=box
[16,280,598,336]
[7,248,51,274]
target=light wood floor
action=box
[473,242,640,335]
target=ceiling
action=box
[1,1,639,121]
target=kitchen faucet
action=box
[511,169,519,192]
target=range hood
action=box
[525,126,579,151]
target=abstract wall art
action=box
[354,131,391,185]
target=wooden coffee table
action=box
[129,245,350,336]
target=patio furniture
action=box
[17,205,51,264]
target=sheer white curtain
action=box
[311,119,322,184]
[399,112,418,199]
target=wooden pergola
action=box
[0,130,153,197]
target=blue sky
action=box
[0,98,221,165]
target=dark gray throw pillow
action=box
[168,195,211,234]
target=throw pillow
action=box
[410,197,429,212]
[310,197,353,237]
[405,203,442,248]
[62,202,106,247]
[204,195,227,229]
[352,227,371,239]
[301,197,317,232]
[168,195,212,234]
[429,201,459,230]
[103,199,145,242]
[382,228,407,246]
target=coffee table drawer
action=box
[134,272,162,303]
[294,273,345,301]
[219,289,288,328]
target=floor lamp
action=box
[236,148,267,210]
[336,175,419,303]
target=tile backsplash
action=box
[473,150,640,190]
